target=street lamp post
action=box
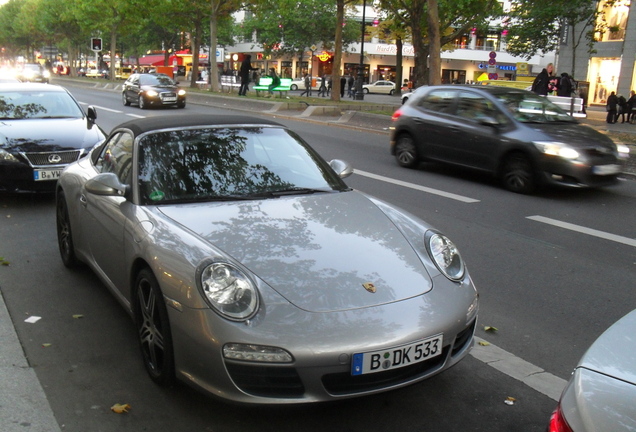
[354,0,366,100]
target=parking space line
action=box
[354,170,480,203]
[471,337,567,401]
[527,215,636,247]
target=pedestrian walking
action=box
[318,75,327,97]
[606,91,618,123]
[300,73,312,97]
[326,76,332,96]
[347,75,355,98]
[340,76,346,98]
[238,54,257,96]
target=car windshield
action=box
[138,126,349,205]
[0,90,84,119]
[495,91,576,124]
[139,74,175,86]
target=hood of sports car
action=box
[159,191,434,313]
[0,118,104,152]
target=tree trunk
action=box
[330,0,345,101]
[395,36,403,96]
[427,0,441,85]
[209,0,221,92]
[191,19,202,88]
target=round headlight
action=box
[197,261,259,321]
[426,232,465,281]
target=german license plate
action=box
[351,334,443,376]
[593,164,621,175]
[34,169,62,181]
[163,97,177,102]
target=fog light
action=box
[223,343,293,363]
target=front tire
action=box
[138,95,146,109]
[134,268,175,386]
[177,100,186,109]
[56,191,79,268]
[501,153,536,194]
[122,92,130,106]
[394,134,419,168]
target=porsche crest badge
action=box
[362,282,376,293]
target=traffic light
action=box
[91,38,102,52]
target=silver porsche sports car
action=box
[56,114,479,404]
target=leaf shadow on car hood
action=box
[159,191,433,313]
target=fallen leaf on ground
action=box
[478,341,490,346]
[111,403,131,413]
[484,326,498,332]
[72,314,84,319]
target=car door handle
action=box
[80,194,87,207]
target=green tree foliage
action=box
[505,0,601,77]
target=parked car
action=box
[390,85,630,193]
[85,68,109,79]
[363,80,396,95]
[0,83,105,193]
[16,63,50,83]
[122,73,186,109]
[548,309,636,432]
[55,114,479,404]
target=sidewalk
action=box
[1,81,635,432]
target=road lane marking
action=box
[472,337,567,401]
[354,170,480,203]
[527,215,636,247]
[78,102,146,118]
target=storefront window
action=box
[588,57,621,104]
[598,0,629,41]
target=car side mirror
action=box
[86,106,97,124]
[329,159,354,179]
[478,116,500,128]
[85,172,128,198]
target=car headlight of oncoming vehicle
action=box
[533,141,579,160]
[177,89,186,96]
[196,260,259,321]
[145,90,158,97]
[425,231,465,281]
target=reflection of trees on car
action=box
[0,99,46,118]
[138,128,291,203]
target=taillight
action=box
[548,405,573,432]
[391,109,402,121]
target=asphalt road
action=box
[1,80,635,432]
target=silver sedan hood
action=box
[158,191,434,313]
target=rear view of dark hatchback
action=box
[390,85,630,193]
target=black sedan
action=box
[390,85,630,193]
[0,83,105,193]
[122,73,186,109]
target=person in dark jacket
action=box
[531,63,554,96]
[238,54,257,96]
[606,91,618,123]
[617,94,628,123]
[627,90,636,123]
[556,72,574,97]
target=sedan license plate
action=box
[351,334,443,376]
[34,169,62,181]
[593,164,621,175]
[163,97,177,102]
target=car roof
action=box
[114,114,285,137]
[0,83,66,92]
[423,84,530,96]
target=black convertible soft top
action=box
[113,114,284,137]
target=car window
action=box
[94,131,134,184]
[0,90,84,119]
[137,126,347,204]
[416,89,457,114]
[457,91,507,124]
[495,91,575,124]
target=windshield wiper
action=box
[264,187,334,197]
